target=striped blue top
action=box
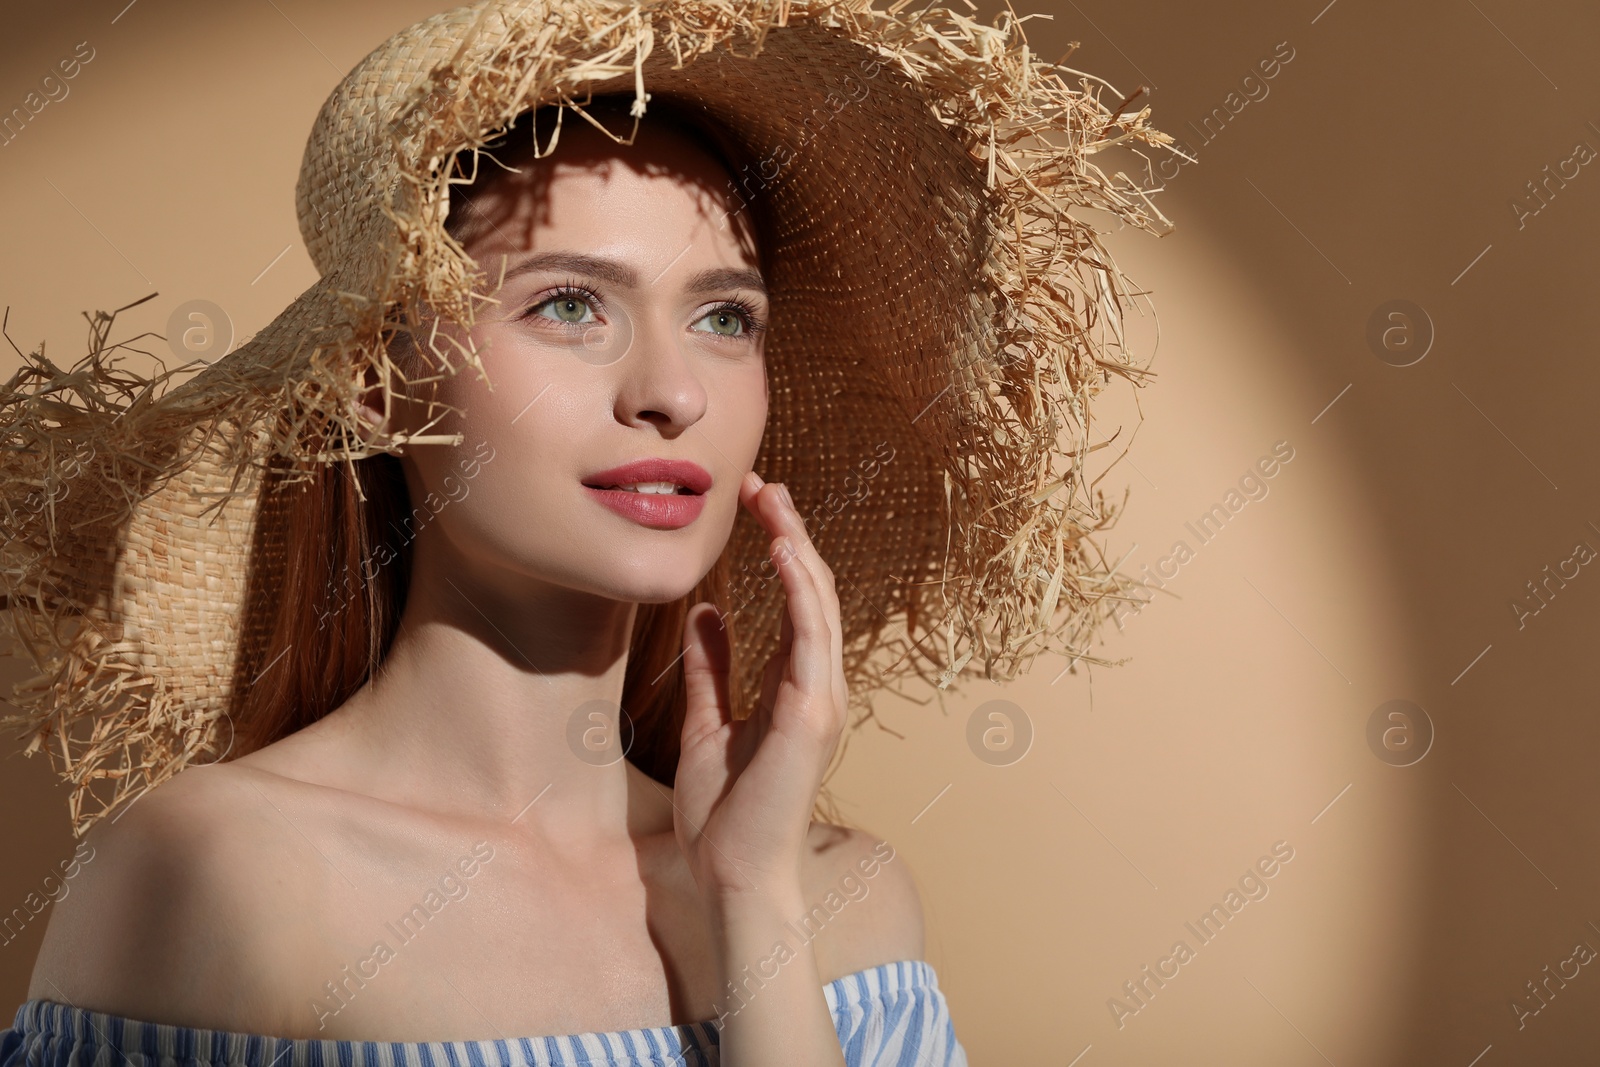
[0,960,965,1067]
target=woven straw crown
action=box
[0,0,1173,835]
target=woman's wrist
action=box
[706,882,807,953]
[706,870,805,910]
[704,881,847,1066]
[706,882,812,1004]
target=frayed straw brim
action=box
[0,0,1175,836]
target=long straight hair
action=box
[231,95,766,784]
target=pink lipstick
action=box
[581,458,712,530]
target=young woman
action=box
[15,97,955,1065]
[0,3,1171,1064]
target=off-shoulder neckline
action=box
[5,958,944,1063]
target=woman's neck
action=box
[249,530,677,852]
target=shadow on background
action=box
[1,1,1595,1063]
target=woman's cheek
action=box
[717,359,768,463]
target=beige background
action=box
[2,1,1597,1063]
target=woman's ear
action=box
[352,356,404,448]
[355,361,388,444]
[355,306,449,449]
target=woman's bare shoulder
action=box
[27,761,321,1027]
[801,821,926,983]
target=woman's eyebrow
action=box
[498,250,633,287]
[496,250,765,296]
[685,264,767,297]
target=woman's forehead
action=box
[450,125,761,271]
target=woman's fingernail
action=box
[777,483,794,511]
[745,469,764,493]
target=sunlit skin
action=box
[27,114,922,1059]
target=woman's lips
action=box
[581,458,713,530]
[583,485,707,529]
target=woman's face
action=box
[376,116,770,605]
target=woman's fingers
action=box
[753,591,791,733]
[739,471,849,734]
[770,532,833,698]
[778,512,846,717]
[680,601,733,745]
[759,486,840,619]
[740,474,842,630]
[762,484,846,707]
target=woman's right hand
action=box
[672,469,850,1065]
[674,469,848,907]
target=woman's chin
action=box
[576,552,721,606]
[609,581,710,607]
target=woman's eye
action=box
[693,308,748,337]
[530,293,598,325]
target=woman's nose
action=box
[609,308,708,434]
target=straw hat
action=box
[0,0,1173,836]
